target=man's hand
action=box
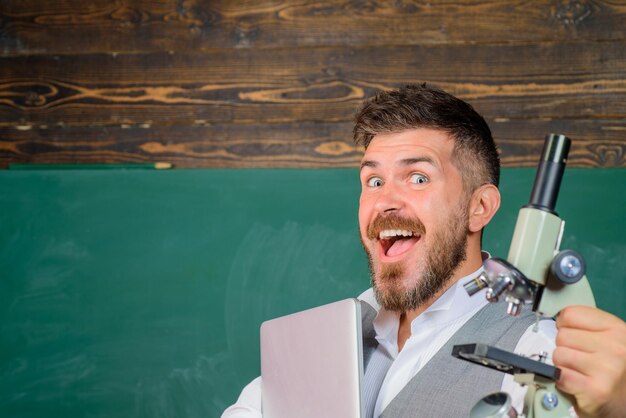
[554,305,626,418]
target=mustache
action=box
[367,214,426,240]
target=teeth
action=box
[379,229,414,239]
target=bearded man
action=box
[223,85,626,418]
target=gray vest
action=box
[360,300,541,418]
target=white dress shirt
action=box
[222,264,559,418]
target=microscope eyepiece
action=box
[526,134,571,214]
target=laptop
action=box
[260,298,364,418]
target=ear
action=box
[467,184,501,233]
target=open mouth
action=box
[378,229,420,259]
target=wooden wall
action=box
[1,0,624,168]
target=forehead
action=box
[361,128,455,166]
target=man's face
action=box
[358,128,470,312]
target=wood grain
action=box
[1,41,624,128]
[1,0,625,55]
[0,0,624,169]
[1,118,623,169]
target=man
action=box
[223,85,626,417]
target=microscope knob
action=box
[551,250,586,284]
[469,392,517,418]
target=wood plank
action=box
[1,41,625,127]
[490,118,626,167]
[1,0,625,55]
[1,119,623,169]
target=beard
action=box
[363,202,469,312]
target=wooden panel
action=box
[1,0,625,55]
[1,118,623,168]
[1,41,625,128]
[0,122,359,168]
[490,118,626,167]
[1,0,624,169]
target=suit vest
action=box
[360,299,541,417]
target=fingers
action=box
[553,346,592,378]
[554,366,588,397]
[556,327,601,353]
[555,351,622,417]
[555,367,608,418]
[556,305,622,331]
[556,306,626,358]
[554,306,626,418]
[553,344,623,380]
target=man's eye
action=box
[367,177,384,187]
[410,173,429,185]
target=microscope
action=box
[452,134,596,418]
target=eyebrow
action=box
[360,160,378,170]
[360,156,439,171]
[399,157,439,168]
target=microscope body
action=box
[457,134,597,418]
[508,206,595,317]
[466,134,596,317]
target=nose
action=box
[373,181,405,215]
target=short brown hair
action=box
[353,84,500,192]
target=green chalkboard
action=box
[0,168,624,418]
